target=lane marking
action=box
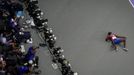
[129,0,134,8]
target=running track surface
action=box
[31,0,134,75]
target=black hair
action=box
[108,32,112,35]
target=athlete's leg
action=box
[120,38,126,48]
[112,45,118,51]
[120,38,128,51]
[112,40,118,51]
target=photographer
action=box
[24,46,39,63]
[53,47,64,57]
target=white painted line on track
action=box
[129,0,134,8]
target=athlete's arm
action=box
[111,40,117,49]
[105,36,110,41]
[115,34,126,38]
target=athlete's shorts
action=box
[113,38,122,44]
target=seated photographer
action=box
[53,47,64,57]
[14,30,32,44]
[8,17,21,32]
[17,63,33,75]
[24,46,39,62]
[26,3,39,14]
[35,19,48,29]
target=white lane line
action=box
[129,0,134,8]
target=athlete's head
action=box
[108,32,112,35]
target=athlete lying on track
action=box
[105,32,128,52]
